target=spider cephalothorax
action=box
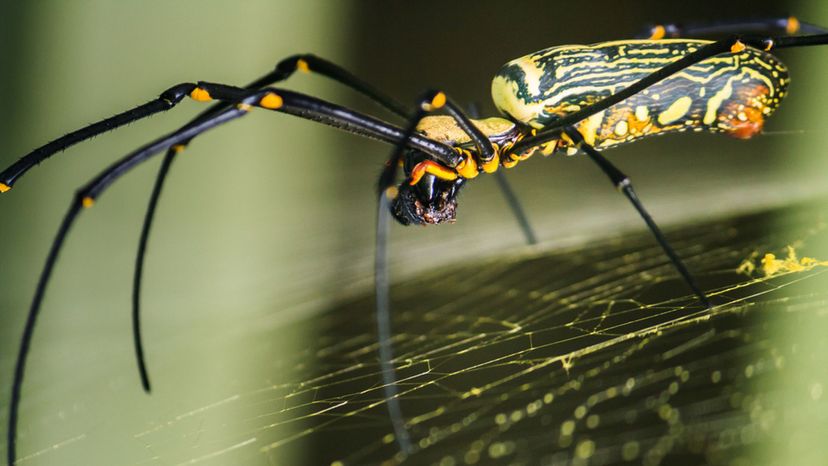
[388,115,523,225]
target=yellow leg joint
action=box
[430,92,446,109]
[421,92,446,111]
[501,154,519,169]
[786,16,800,35]
[0,183,10,193]
[649,25,666,40]
[189,87,212,102]
[560,131,577,147]
[481,153,499,174]
[82,196,95,208]
[260,92,284,109]
[383,186,399,200]
[296,58,311,73]
[171,144,186,154]
[455,155,479,179]
[730,40,746,53]
[409,160,458,185]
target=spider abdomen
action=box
[491,39,790,149]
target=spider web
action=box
[8,199,828,465]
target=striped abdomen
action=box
[491,39,790,149]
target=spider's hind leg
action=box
[563,126,712,309]
[639,16,828,40]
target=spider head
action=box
[389,153,464,225]
[391,176,464,225]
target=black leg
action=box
[277,54,411,119]
[375,88,491,455]
[375,91,447,457]
[132,146,177,392]
[6,95,260,466]
[0,54,412,194]
[436,96,496,162]
[0,83,195,191]
[9,82,461,465]
[511,33,828,154]
[639,16,828,40]
[494,170,538,245]
[83,82,459,200]
[467,102,537,245]
[563,127,711,309]
[131,55,414,392]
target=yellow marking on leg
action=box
[455,155,479,179]
[260,92,284,109]
[296,58,311,73]
[730,40,746,53]
[421,92,446,112]
[481,153,500,173]
[236,103,252,112]
[82,197,95,208]
[384,186,399,200]
[502,154,519,169]
[657,96,692,125]
[409,160,458,185]
[189,87,212,102]
[539,141,557,156]
[0,183,10,193]
[171,144,186,154]
[649,25,666,40]
[786,16,800,35]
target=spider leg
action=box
[6,92,263,466]
[0,54,411,193]
[133,54,413,393]
[0,83,196,191]
[510,33,828,154]
[276,54,411,119]
[638,16,828,40]
[375,89,486,456]
[563,126,711,309]
[493,170,538,245]
[467,103,537,245]
[9,82,462,465]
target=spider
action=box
[2,15,827,464]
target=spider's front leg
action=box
[374,88,505,456]
[5,88,270,466]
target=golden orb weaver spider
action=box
[5,7,828,462]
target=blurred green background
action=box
[1,1,827,464]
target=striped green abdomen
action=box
[491,39,790,149]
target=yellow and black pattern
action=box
[491,39,790,150]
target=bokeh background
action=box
[1,1,827,464]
